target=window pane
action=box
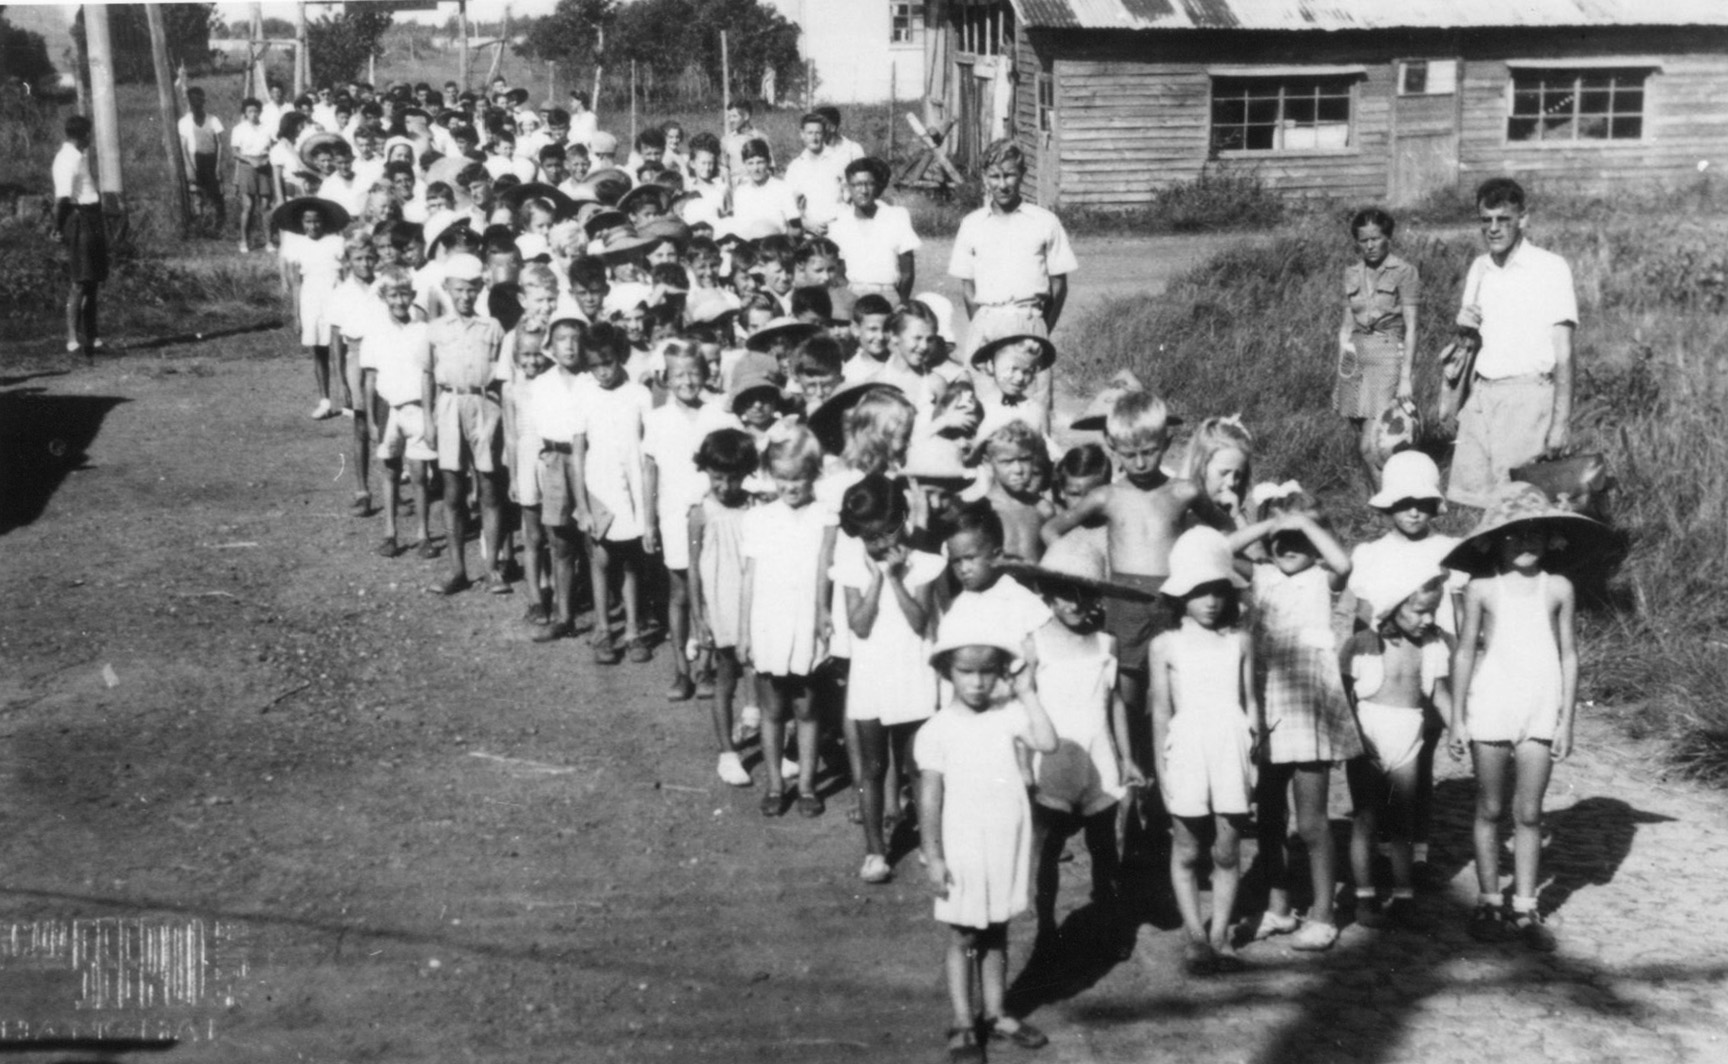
[1245,124,1275,150]
[1580,73,1612,90]
[1579,89,1611,114]
[1616,89,1644,113]
[1611,115,1642,139]
[1512,88,1542,115]
[1576,114,1609,139]
[1542,115,1575,140]
[1214,98,1246,125]
[1507,116,1539,141]
[1318,95,1350,122]
[1247,98,1279,124]
[1285,96,1316,124]
[1212,127,1246,152]
[1402,60,1428,94]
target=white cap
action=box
[913,291,956,344]
[1362,540,1452,629]
[1162,526,1247,599]
[515,233,551,262]
[442,253,484,282]
[1369,450,1445,510]
[930,609,1023,668]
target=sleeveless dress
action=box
[1031,626,1123,816]
[1163,620,1255,818]
[696,493,751,650]
[1252,564,1363,764]
[1466,572,1563,743]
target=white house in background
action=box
[770,0,928,103]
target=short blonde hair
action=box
[1105,389,1172,446]
[519,263,559,293]
[763,423,824,481]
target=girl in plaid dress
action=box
[1228,484,1360,951]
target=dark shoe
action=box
[666,675,695,701]
[592,640,623,666]
[523,602,551,626]
[1467,902,1507,943]
[375,536,399,558]
[1356,896,1388,930]
[759,790,786,818]
[797,791,825,818]
[417,539,440,560]
[695,670,716,698]
[488,568,513,594]
[428,574,470,596]
[1511,908,1557,952]
[627,637,653,664]
[946,1025,985,1063]
[981,1015,1048,1049]
[349,493,372,517]
[531,621,573,644]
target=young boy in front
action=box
[364,266,435,557]
[422,253,508,595]
[842,294,895,384]
[983,421,1054,563]
[528,316,589,643]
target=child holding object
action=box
[917,614,1058,1062]
[1148,527,1259,975]
[1342,562,1453,931]
[689,428,761,787]
[1446,482,1607,951]
[1229,483,1359,952]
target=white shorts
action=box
[377,403,437,463]
[1163,709,1255,820]
[514,436,542,507]
[1355,701,1424,776]
[299,283,334,347]
[1035,733,1124,817]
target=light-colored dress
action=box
[1163,620,1255,819]
[644,401,739,569]
[741,499,837,677]
[573,378,653,542]
[1466,572,1562,743]
[915,700,1036,929]
[1252,564,1363,764]
[1032,626,1123,817]
[830,537,944,725]
[697,494,751,650]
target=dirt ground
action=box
[3,232,1728,1063]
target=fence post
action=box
[293,1,307,96]
[145,4,191,237]
[630,60,637,146]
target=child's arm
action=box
[918,769,950,898]
[362,368,382,445]
[419,357,437,452]
[1338,303,1355,358]
[1448,581,1485,758]
[1288,513,1353,590]
[738,557,755,665]
[1041,483,1109,546]
[1399,298,1419,402]
[1241,631,1264,762]
[1012,662,1059,755]
[880,544,929,634]
[1105,636,1144,787]
[641,456,662,554]
[1226,516,1280,555]
[687,503,710,646]
[569,432,594,535]
[816,525,838,649]
[846,583,879,640]
[1552,574,1579,762]
[329,326,352,409]
[1147,635,1175,808]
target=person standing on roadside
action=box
[52,114,105,356]
[1447,178,1577,509]
[178,86,227,236]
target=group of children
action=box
[265,85,1606,1061]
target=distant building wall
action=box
[772,0,927,103]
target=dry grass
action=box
[1063,218,1728,782]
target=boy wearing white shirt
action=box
[783,113,847,237]
[232,97,275,253]
[829,157,919,302]
[178,87,226,233]
[52,114,105,355]
[528,316,591,641]
[363,267,435,557]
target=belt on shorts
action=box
[541,440,573,454]
[437,384,486,395]
[977,297,1046,310]
[393,399,422,409]
[1472,371,1554,386]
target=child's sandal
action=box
[796,791,825,818]
[945,1025,985,1064]
[980,1015,1049,1049]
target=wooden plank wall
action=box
[1012,22,1043,198]
[1027,27,1728,209]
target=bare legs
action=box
[1471,740,1553,902]
[1258,761,1338,925]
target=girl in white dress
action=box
[833,474,943,885]
[740,424,839,817]
[1149,527,1260,975]
[916,614,1058,1062]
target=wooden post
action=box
[457,0,470,89]
[369,51,376,87]
[73,6,92,114]
[145,4,191,237]
[547,60,556,105]
[250,3,266,102]
[807,59,814,110]
[720,30,730,121]
[294,1,307,96]
[888,59,896,164]
[629,60,637,146]
[84,3,123,197]
[592,65,603,116]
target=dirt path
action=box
[2,232,1726,1062]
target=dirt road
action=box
[3,232,1726,1062]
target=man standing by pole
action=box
[1446,177,1577,509]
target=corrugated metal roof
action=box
[1013,0,1728,31]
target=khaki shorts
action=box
[538,448,578,527]
[1447,374,1553,509]
[378,402,437,463]
[434,390,501,473]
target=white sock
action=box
[1511,894,1539,914]
[1413,842,1430,864]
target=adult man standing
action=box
[1447,178,1577,508]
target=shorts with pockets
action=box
[434,390,501,473]
[378,402,437,463]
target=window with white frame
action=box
[1036,69,1054,132]
[1399,59,1458,96]
[891,1,925,44]
[1507,68,1648,142]
[1210,76,1353,152]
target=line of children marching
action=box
[282,105,1609,1059]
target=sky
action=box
[3,1,564,32]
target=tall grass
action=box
[1063,219,1728,781]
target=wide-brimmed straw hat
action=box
[618,183,671,218]
[1441,481,1617,577]
[929,610,1023,669]
[593,227,657,264]
[1163,526,1248,599]
[1070,369,1149,433]
[297,131,348,169]
[498,181,577,218]
[1369,450,1446,510]
[423,154,471,190]
[970,333,1056,372]
[582,208,629,241]
[271,196,350,235]
[1003,530,1157,602]
[902,434,977,485]
[637,215,692,251]
[686,288,740,326]
[808,380,907,455]
[744,317,822,354]
[574,167,631,206]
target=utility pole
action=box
[294,1,308,96]
[458,0,470,89]
[250,3,266,101]
[83,2,128,248]
[145,4,191,237]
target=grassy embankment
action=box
[1063,220,1728,782]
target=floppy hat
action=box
[729,370,784,415]
[1070,369,1149,433]
[589,131,619,155]
[515,232,552,263]
[808,380,907,455]
[637,215,692,251]
[744,317,822,354]
[428,216,475,254]
[1362,543,1452,630]
[603,280,655,315]
[582,208,628,240]
[618,183,671,217]
[686,288,740,326]
[297,131,348,169]
[575,167,631,206]
[1002,529,1158,602]
[498,181,577,218]
[970,333,1056,373]
[1369,450,1446,510]
[902,434,977,484]
[929,610,1023,669]
[423,154,471,190]
[270,196,350,235]
[1441,481,1617,577]
[1162,526,1248,599]
[593,228,657,265]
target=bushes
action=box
[1067,168,1286,236]
[1063,219,1728,782]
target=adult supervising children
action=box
[52,114,105,356]
[1447,178,1577,509]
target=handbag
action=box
[1433,330,1479,442]
[1511,452,1613,519]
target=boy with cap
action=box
[422,253,509,595]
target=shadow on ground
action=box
[0,388,128,536]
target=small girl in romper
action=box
[689,428,760,788]
[916,616,1058,1062]
[1447,482,1602,952]
[1149,526,1259,975]
[1229,484,1359,952]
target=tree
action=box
[305,6,394,88]
[72,4,216,83]
[516,0,613,66]
[0,6,56,89]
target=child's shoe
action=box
[350,492,372,516]
[1290,920,1339,952]
[310,398,333,420]
[695,668,716,699]
[759,789,786,817]
[1355,895,1388,930]
[417,539,440,560]
[667,675,695,701]
[1511,908,1557,952]
[859,854,892,884]
[531,620,572,643]
[1251,910,1301,941]
[716,751,751,787]
[979,1015,1049,1049]
[375,536,398,558]
[627,636,653,663]
[592,638,622,665]
[523,602,551,626]
[736,705,762,742]
[796,791,825,818]
[945,1025,985,1064]
[1467,902,1507,943]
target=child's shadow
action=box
[1540,796,1674,914]
[1004,901,1131,1018]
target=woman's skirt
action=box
[1333,331,1402,420]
